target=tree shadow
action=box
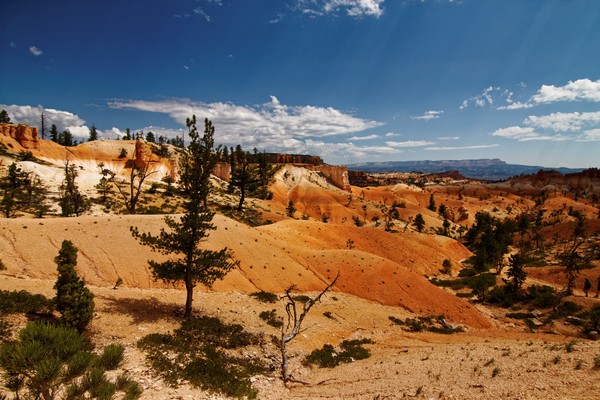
[98,295,183,324]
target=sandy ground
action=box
[1,273,599,400]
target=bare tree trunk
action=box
[279,274,339,385]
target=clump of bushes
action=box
[0,290,53,315]
[304,338,373,368]
[137,316,267,399]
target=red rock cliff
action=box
[0,123,40,150]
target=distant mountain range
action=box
[346,159,586,181]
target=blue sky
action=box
[1,0,599,168]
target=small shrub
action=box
[594,354,600,369]
[292,294,310,303]
[442,258,452,274]
[527,285,559,308]
[249,291,278,304]
[97,344,125,370]
[551,301,582,319]
[323,311,334,319]
[506,312,535,320]
[0,259,6,271]
[492,367,500,377]
[118,148,127,158]
[321,214,329,223]
[553,355,561,364]
[565,340,577,353]
[304,339,373,368]
[0,290,53,315]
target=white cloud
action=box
[386,140,435,148]
[425,144,499,151]
[109,97,382,149]
[0,104,88,137]
[349,134,379,140]
[524,111,600,132]
[410,110,443,120]
[193,7,211,22]
[492,110,600,142]
[460,86,499,109]
[384,132,401,137]
[29,46,43,56]
[297,0,385,18]
[269,12,285,23]
[499,78,600,110]
[437,136,459,141]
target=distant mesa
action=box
[347,159,586,181]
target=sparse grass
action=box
[553,355,562,364]
[137,316,266,399]
[565,340,577,353]
[304,339,374,368]
[249,291,278,304]
[492,367,500,377]
[484,358,495,367]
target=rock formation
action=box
[0,123,40,150]
[134,138,151,169]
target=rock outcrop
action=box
[0,123,40,150]
[134,139,151,169]
[308,165,351,192]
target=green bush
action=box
[527,285,559,308]
[249,291,278,304]
[137,316,266,399]
[0,290,53,315]
[0,321,141,400]
[304,339,373,368]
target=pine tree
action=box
[229,145,260,211]
[131,116,236,319]
[40,112,46,140]
[58,158,89,216]
[88,124,98,141]
[54,240,94,332]
[0,109,10,123]
[413,213,425,232]
[503,252,527,298]
[0,163,28,218]
[50,124,59,142]
[427,194,436,212]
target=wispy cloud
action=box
[491,110,600,142]
[297,0,385,18]
[193,7,211,22]
[425,144,499,151]
[269,12,285,23]
[498,78,600,110]
[386,140,435,148]
[410,110,443,120]
[460,86,513,109]
[29,46,43,57]
[108,96,384,161]
[349,134,379,140]
[437,136,459,141]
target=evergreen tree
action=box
[54,240,94,331]
[123,128,131,140]
[58,158,89,216]
[59,130,73,146]
[0,109,10,123]
[131,116,236,319]
[427,194,436,212]
[229,145,260,211]
[503,252,527,298]
[88,124,98,141]
[50,124,59,142]
[286,200,296,218]
[0,163,27,218]
[413,213,425,232]
[145,131,156,143]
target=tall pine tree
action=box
[131,116,236,319]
